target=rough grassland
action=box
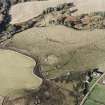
[6,26,105,78]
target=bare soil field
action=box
[74,0,105,15]
[10,0,105,24]
[10,0,74,24]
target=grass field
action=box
[84,84,105,105]
[0,49,42,96]
[84,99,103,105]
